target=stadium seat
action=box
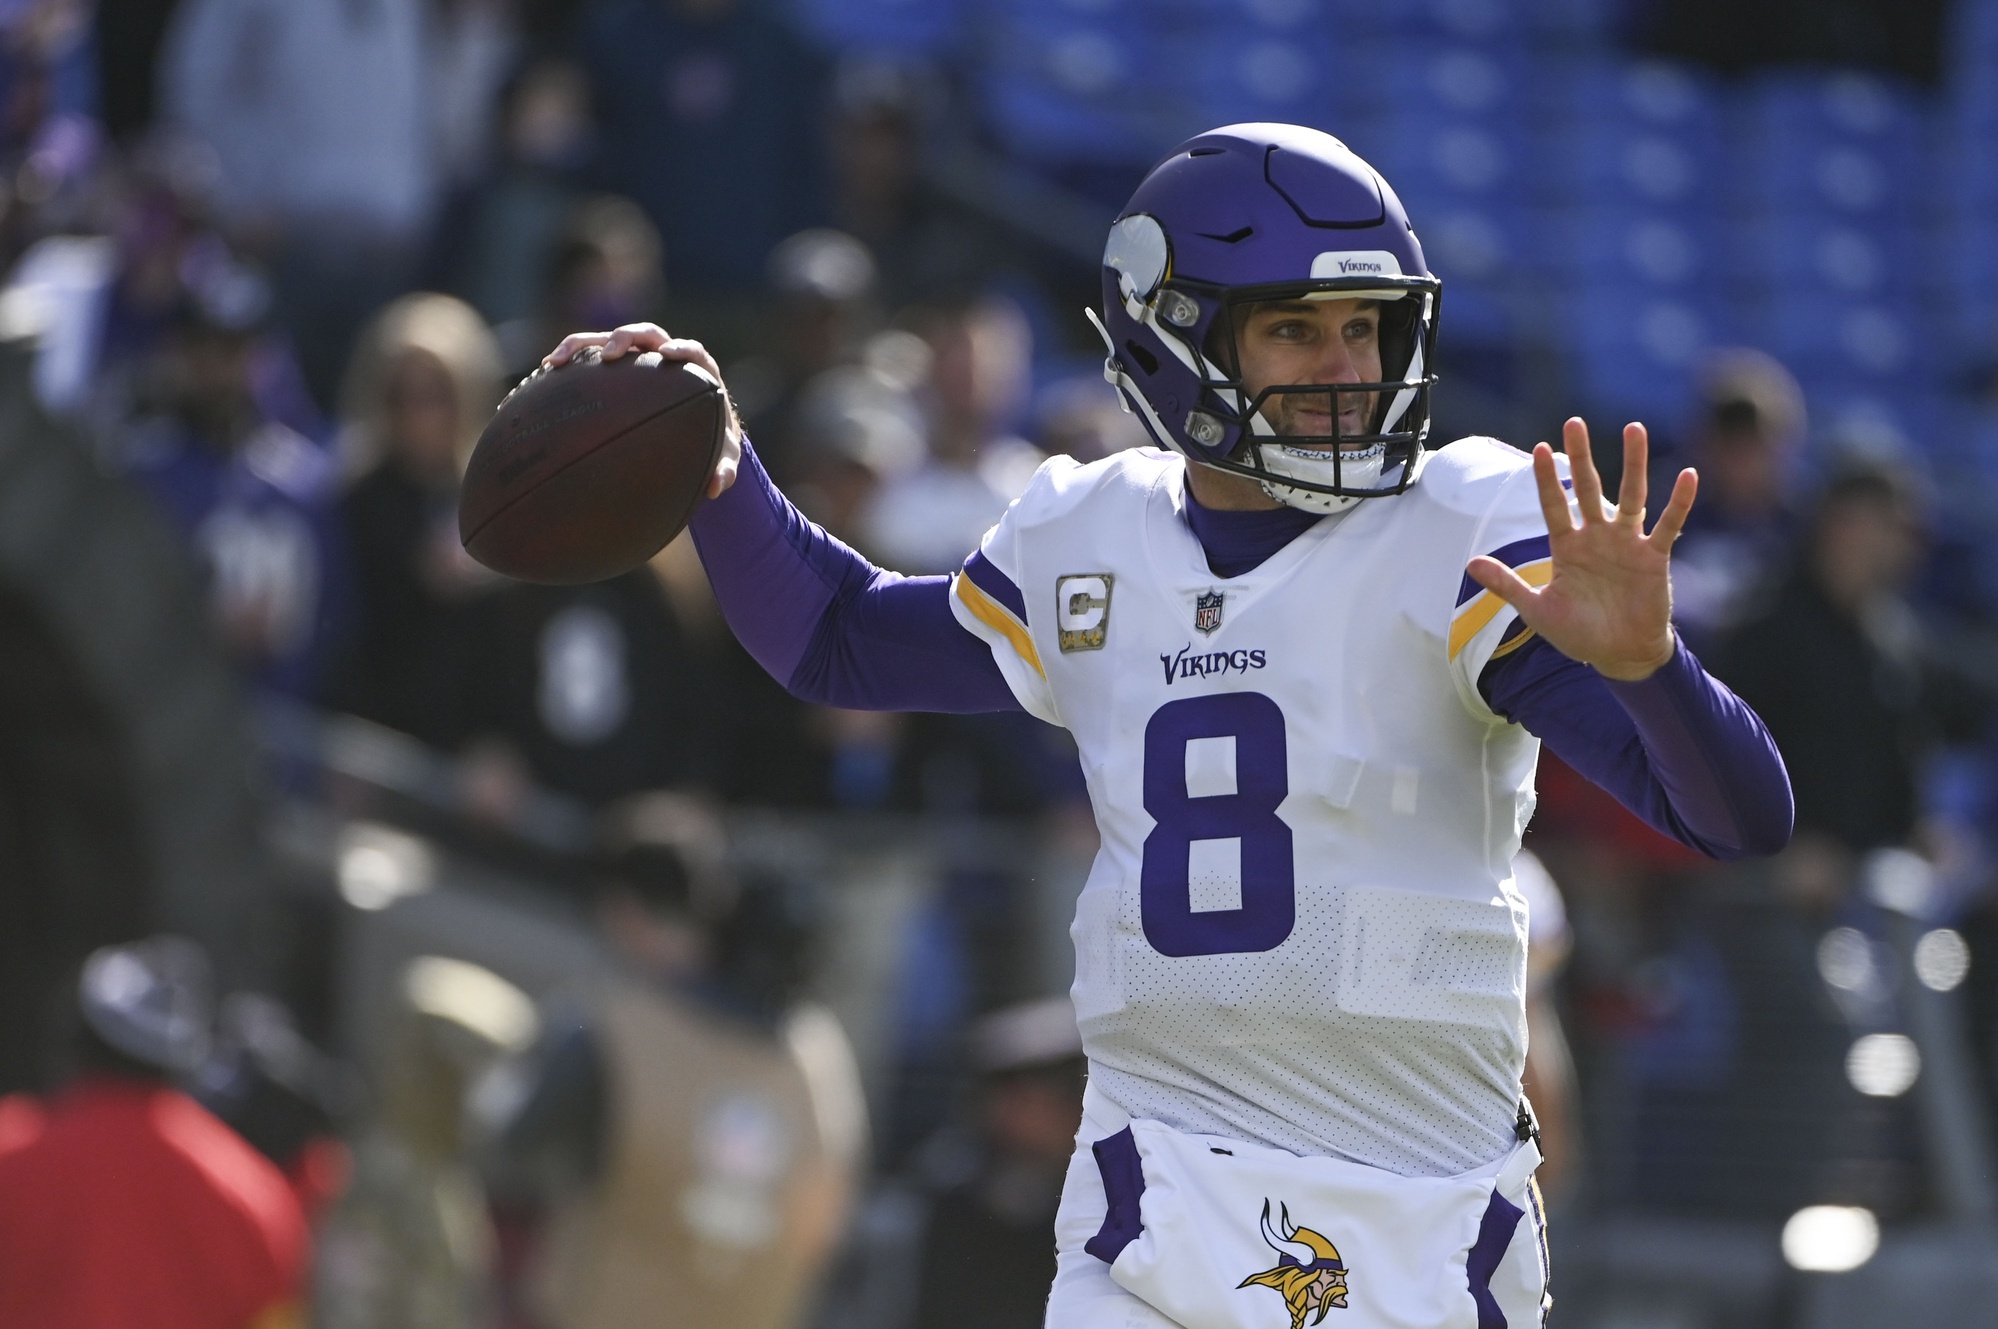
[1561,287,1723,429]
[977,15,1175,168]
[1560,209,1725,294]
[1724,212,1914,295]
[1182,31,1354,135]
[788,0,967,55]
[1728,70,1929,227]
[1535,56,1722,134]
[1748,290,1929,392]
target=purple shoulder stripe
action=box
[1457,534,1551,606]
[963,548,1028,621]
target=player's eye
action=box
[1343,319,1377,341]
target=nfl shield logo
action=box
[1194,590,1224,635]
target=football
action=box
[458,347,726,584]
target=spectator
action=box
[159,0,439,406]
[456,553,718,811]
[909,997,1085,1329]
[826,57,1020,312]
[861,294,1042,574]
[313,956,537,1329]
[324,292,503,751]
[1717,454,1993,854]
[1668,350,1808,649]
[498,193,663,379]
[785,336,929,544]
[116,265,349,701]
[578,0,827,337]
[1031,374,1147,465]
[483,794,864,1329]
[0,936,309,1329]
[427,0,519,197]
[733,227,880,484]
[443,58,596,338]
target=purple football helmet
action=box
[1088,123,1441,513]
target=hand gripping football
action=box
[458,347,726,584]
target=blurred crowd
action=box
[3,0,1998,1326]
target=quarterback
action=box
[548,125,1791,1329]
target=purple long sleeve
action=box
[1482,632,1794,859]
[692,446,1792,858]
[687,440,1019,712]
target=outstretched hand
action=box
[1466,418,1696,681]
[544,323,743,499]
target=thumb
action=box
[1466,555,1542,616]
[706,436,742,498]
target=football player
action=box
[545,124,1792,1329]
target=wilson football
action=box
[459,348,726,584]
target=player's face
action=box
[1234,297,1383,446]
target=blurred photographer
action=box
[481,794,865,1329]
[0,936,308,1329]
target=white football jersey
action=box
[950,439,1568,1178]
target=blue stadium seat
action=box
[1949,0,1998,57]
[1561,286,1724,428]
[1544,117,1725,215]
[1421,205,1529,343]
[977,16,1174,167]
[1748,290,1928,391]
[1534,56,1722,134]
[789,0,967,55]
[1377,42,1532,124]
[1728,71,1929,226]
[1515,0,1623,43]
[1560,209,1725,294]
[1724,212,1915,295]
[1737,68,1927,153]
[1363,111,1542,212]
[1357,0,1535,46]
[1180,31,1355,134]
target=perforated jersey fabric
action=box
[951,439,1574,1178]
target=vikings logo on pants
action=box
[1237,1200,1350,1329]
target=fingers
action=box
[1562,417,1606,521]
[543,324,723,379]
[1466,555,1544,620]
[544,331,610,366]
[1648,467,1700,547]
[1617,422,1649,527]
[1529,442,1576,536]
[600,322,671,360]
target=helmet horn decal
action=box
[1261,1199,1321,1268]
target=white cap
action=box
[79,936,214,1075]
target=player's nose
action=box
[1313,335,1361,387]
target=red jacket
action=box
[0,1078,308,1329]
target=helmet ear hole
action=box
[1200,311,1240,378]
[1124,339,1160,377]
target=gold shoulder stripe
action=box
[955,573,1046,678]
[1448,559,1554,660]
